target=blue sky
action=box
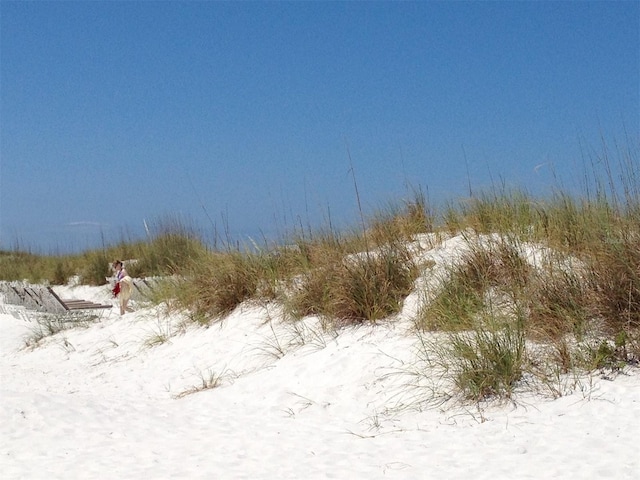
[1,1,638,253]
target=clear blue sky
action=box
[1,1,638,253]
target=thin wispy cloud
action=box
[64,221,108,228]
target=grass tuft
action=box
[447,317,526,401]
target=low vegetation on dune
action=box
[2,149,639,404]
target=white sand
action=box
[1,277,639,479]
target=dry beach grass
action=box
[1,147,639,478]
[2,154,640,402]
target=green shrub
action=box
[80,251,111,285]
[367,190,435,245]
[525,267,591,340]
[287,242,417,326]
[178,251,259,322]
[447,318,526,401]
[332,245,417,323]
[417,237,530,331]
[586,230,640,333]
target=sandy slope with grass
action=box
[1,279,638,480]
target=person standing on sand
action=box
[112,260,133,315]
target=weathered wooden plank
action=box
[46,287,112,312]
